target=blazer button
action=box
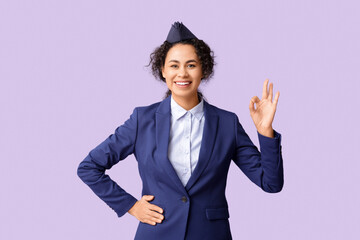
[181,196,188,203]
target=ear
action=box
[200,70,205,80]
[161,66,166,79]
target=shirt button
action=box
[181,196,188,203]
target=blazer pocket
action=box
[206,207,230,220]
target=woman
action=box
[77,22,284,240]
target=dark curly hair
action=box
[148,38,215,100]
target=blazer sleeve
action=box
[231,114,284,193]
[77,107,139,217]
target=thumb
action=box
[143,195,154,201]
[249,96,260,114]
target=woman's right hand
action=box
[128,195,164,225]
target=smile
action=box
[175,81,192,86]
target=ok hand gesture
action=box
[249,79,280,138]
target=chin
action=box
[172,90,197,98]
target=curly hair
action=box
[148,38,215,100]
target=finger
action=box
[273,91,280,106]
[251,96,260,104]
[149,215,163,223]
[249,96,260,114]
[148,211,164,221]
[143,211,163,224]
[149,204,164,214]
[249,96,256,114]
[142,195,154,201]
[268,82,273,101]
[249,99,255,114]
[262,78,269,99]
[143,219,156,225]
[251,96,260,103]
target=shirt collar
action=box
[170,95,204,121]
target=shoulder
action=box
[132,100,162,117]
[205,101,237,120]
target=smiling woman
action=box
[161,44,203,110]
[148,28,215,105]
[77,21,284,240]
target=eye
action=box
[170,65,178,68]
[188,64,196,68]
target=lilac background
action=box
[1,0,359,239]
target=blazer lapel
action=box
[155,95,219,194]
[155,95,188,195]
[185,100,219,192]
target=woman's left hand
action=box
[249,79,280,138]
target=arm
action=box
[231,116,284,193]
[77,107,139,217]
[233,78,284,192]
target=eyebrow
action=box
[168,59,198,64]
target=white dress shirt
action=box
[168,95,205,187]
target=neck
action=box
[172,93,200,110]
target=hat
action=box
[166,21,197,43]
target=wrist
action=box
[127,200,139,215]
[257,127,274,138]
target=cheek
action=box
[195,69,203,81]
[163,68,174,79]
[165,79,172,89]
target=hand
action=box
[249,79,280,138]
[128,195,164,226]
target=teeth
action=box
[176,82,190,85]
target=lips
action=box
[175,81,192,86]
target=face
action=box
[162,44,203,101]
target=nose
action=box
[177,66,189,78]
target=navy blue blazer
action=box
[77,94,284,240]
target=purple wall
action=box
[1,0,359,239]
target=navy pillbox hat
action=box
[166,21,197,43]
